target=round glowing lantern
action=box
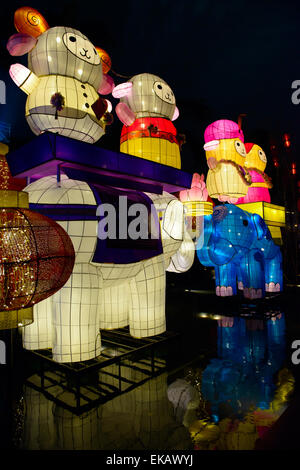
[204,120,252,202]
[0,193,75,329]
[7,8,115,144]
[113,73,181,168]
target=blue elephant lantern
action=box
[197,204,283,298]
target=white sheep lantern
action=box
[7,6,114,144]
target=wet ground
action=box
[1,267,300,451]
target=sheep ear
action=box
[98,75,115,95]
[171,106,179,121]
[7,33,37,56]
[112,82,133,99]
[115,102,135,126]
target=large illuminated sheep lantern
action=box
[7,6,114,143]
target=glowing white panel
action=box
[23,178,195,362]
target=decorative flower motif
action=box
[148,124,158,135]
[179,173,208,202]
[50,92,65,112]
[213,205,228,223]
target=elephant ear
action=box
[210,238,237,266]
[251,213,270,240]
[162,199,184,241]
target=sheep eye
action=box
[69,36,76,42]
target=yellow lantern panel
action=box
[236,202,285,227]
[182,201,213,217]
[0,307,33,330]
[120,136,181,169]
[0,190,29,208]
[237,201,286,245]
[207,163,250,199]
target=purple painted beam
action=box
[6,132,192,194]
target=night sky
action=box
[0,0,299,179]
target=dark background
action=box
[0,0,299,181]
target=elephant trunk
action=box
[167,230,195,273]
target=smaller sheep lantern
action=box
[113,73,181,169]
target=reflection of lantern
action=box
[203,315,286,411]
[7,8,114,144]
[113,73,181,168]
[235,143,272,204]
[204,120,251,202]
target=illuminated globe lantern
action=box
[7,6,114,144]
[235,143,272,204]
[204,119,252,202]
[112,73,181,168]
[0,144,75,329]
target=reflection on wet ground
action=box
[167,313,294,450]
[9,286,300,450]
[21,373,192,450]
